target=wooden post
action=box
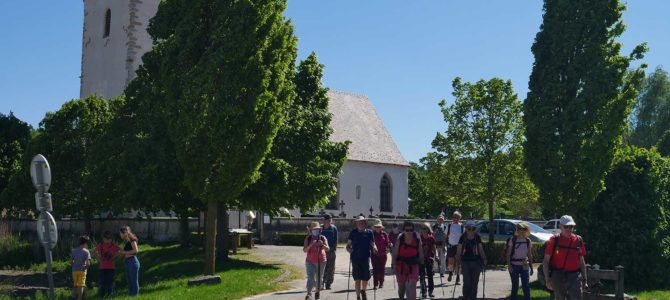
[615,265,624,300]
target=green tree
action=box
[524,0,647,216]
[1,97,113,230]
[582,146,670,289]
[135,0,297,275]
[408,162,445,219]
[629,67,670,148]
[656,130,670,157]
[87,95,201,247]
[0,112,33,213]
[431,77,534,242]
[239,53,348,214]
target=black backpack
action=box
[505,236,531,262]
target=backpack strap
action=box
[447,224,451,236]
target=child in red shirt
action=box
[95,231,120,298]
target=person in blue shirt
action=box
[320,214,338,290]
[347,216,378,300]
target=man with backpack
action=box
[347,216,378,300]
[432,215,448,278]
[446,211,464,283]
[320,214,338,290]
[542,215,588,300]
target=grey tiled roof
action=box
[327,90,409,167]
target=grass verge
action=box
[1,243,293,300]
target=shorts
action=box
[352,260,371,281]
[72,271,87,287]
[447,244,458,257]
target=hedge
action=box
[482,241,544,265]
[278,232,308,246]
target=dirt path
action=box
[245,245,537,300]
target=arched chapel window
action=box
[103,9,111,38]
[380,174,392,212]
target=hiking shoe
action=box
[325,285,331,290]
[361,290,367,300]
[315,292,320,300]
[440,273,444,278]
[378,283,383,289]
[305,294,312,300]
[455,274,460,284]
[429,292,435,298]
[447,272,453,282]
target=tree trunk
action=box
[257,210,264,245]
[487,200,495,244]
[179,213,190,248]
[216,205,229,260]
[204,200,218,275]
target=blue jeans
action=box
[125,257,140,296]
[305,261,325,294]
[510,264,530,300]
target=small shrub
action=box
[0,234,32,268]
[278,232,307,246]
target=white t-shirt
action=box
[447,223,463,246]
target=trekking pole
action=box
[316,237,321,300]
[481,263,486,300]
[347,258,352,300]
[436,257,445,296]
[451,265,458,300]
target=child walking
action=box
[95,231,120,298]
[71,236,91,300]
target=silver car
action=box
[475,219,553,243]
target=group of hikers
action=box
[303,212,588,300]
[70,226,141,299]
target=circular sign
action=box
[30,154,52,193]
[37,211,58,250]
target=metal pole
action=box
[43,214,55,300]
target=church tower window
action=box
[103,9,111,38]
[380,174,392,212]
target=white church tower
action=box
[80,0,161,99]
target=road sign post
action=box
[31,154,56,300]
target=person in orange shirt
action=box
[542,215,588,300]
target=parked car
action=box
[475,219,553,243]
[542,219,561,234]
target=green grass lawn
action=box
[1,244,295,300]
[518,281,670,300]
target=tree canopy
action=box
[629,66,670,148]
[524,0,647,216]
[0,112,33,214]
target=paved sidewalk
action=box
[245,245,537,300]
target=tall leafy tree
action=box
[239,53,348,214]
[1,97,112,230]
[656,130,670,157]
[134,0,297,275]
[431,78,534,242]
[524,0,647,216]
[0,112,33,214]
[629,67,670,148]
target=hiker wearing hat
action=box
[320,214,338,290]
[542,215,588,300]
[392,220,424,300]
[446,211,464,283]
[371,219,391,289]
[432,214,448,278]
[347,216,378,300]
[456,220,487,300]
[304,221,330,300]
[506,222,534,300]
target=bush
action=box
[582,146,670,289]
[0,234,32,268]
[278,232,307,246]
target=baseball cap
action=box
[559,215,576,226]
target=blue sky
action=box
[1,1,668,163]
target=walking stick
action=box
[316,236,321,300]
[451,264,458,300]
[481,263,486,300]
[347,258,352,300]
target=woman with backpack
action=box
[506,222,534,300]
[419,222,437,298]
[455,220,487,300]
[371,219,391,289]
[303,222,330,300]
[392,220,424,300]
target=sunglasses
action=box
[404,228,413,232]
[466,227,475,231]
[516,228,527,231]
[563,225,574,229]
